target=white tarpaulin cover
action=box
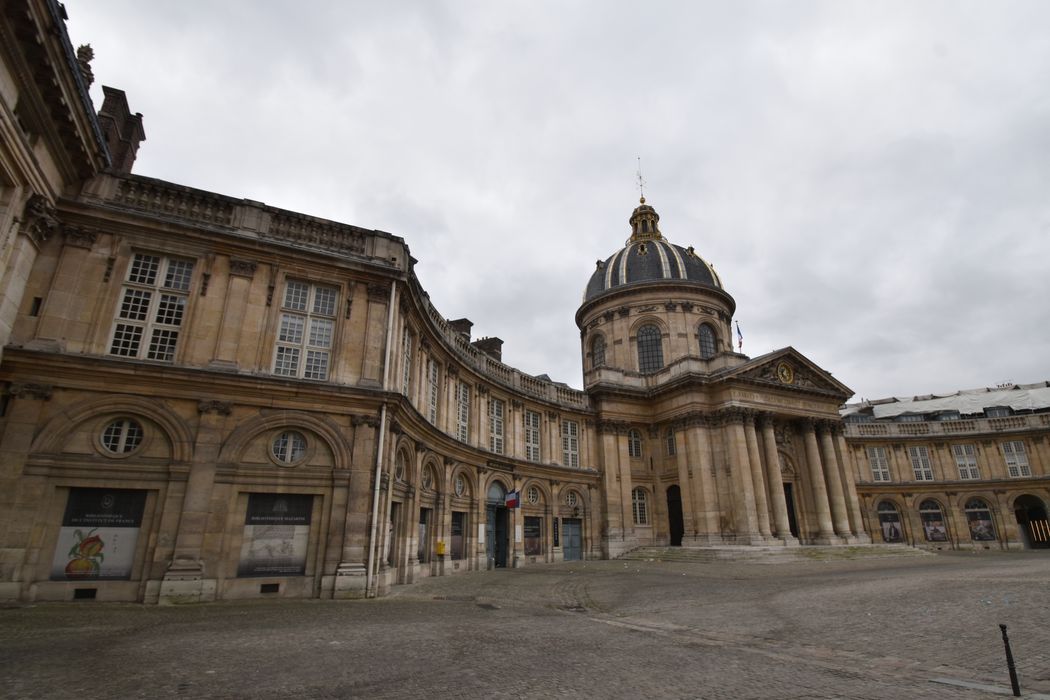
[841,383,1050,419]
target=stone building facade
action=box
[0,2,1043,605]
[842,384,1050,551]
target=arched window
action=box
[698,323,717,359]
[487,481,507,504]
[632,488,649,525]
[876,501,903,543]
[101,418,144,454]
[271,431,307,464]
[627,429,642,458]
[965,498,996,541]
[591,335,606,368]
[919,499,948,542]
[665,429,676,456]
[636,324,664,374]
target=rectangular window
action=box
[952,444,980,480]
[1002,441,1032,477]
[524,409,541,462]
[561,420,579,468]
[450,511,465,560]
[401,330,413,395]
[666,430,677,456]
[867,446,891,482]
[427,360,439,423]
[273,280,338,380]
[456,381,470,442]
[908,446,934,481]
[110,253,195,362]
[489,398,505,454]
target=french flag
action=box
[736,321,743,351]
[505,490,519,508]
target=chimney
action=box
[472,337,503,362]
[447,318,473,341]
[98,86,145,173]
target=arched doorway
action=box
[485,482,510,567]
[666,485,683,546]
[1014,495,1049,549]
[876,501,904,543]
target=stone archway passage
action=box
[667,485,684,547]
[1014,494,1050,549]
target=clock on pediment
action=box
[776,362,794,385]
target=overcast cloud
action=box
[66,1,1050,401]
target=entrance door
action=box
[562,518,582,561]
[1015,495,1050,549]
[666,485,684,546]
[783,483,799,538]
[485,506,509,567]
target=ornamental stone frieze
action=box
[21,195,59,247]
[366,282,390,301]
[679,301,694,312]
[62,225,98,249]
[197,400,232,415]
[228,258,258,278]
[9,382,53,400]
[596,419,630,435]
[617,306,630,317]
[602,311,615,322]
[664,301,677,311]
[351,414,380,428]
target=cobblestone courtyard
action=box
[2,551,1048,699]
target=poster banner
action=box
[878,514,902,543]
[967,513,996,541]
[238,493,313,577]
[50,488,147,581]
[921,513,948,542]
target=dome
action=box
[583,198,724,303]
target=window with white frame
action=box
[666,429,677,456]
[1002,441,1032,477]
[952,444,980,480]
[456,381,470,442]
[273,280,338,380]
[426,359,440,423]
[101,418,144,454]
[866,446,891,482]
[627,429,642,458]
[524,409,541,462]
[489,397,505,454]
[908,446,934,481]
[110,253,195,362]
[562,419,579,468]
[401,329,413,395]
[632,487,649,525]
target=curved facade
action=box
[0,2,1044,606]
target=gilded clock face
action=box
[776,362,794,384]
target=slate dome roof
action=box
[583,198,724,303]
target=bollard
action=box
[998,624,1021,697]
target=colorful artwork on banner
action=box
[968,514,997,541]
[922,516,949,542]
[238,493,313,577]
[50,489,146,580]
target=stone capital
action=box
[228,258,258,278]
[21,195,58,247]
[197,400,232,415]
[62,225,98,249]
[10,382,53,400]
[367,282,390,301]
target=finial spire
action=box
[636,156,646,203]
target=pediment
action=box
[726,347,853,399]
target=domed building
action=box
[578,198,869,555]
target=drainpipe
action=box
[366,280,398,597]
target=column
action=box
[210,258,256,368]
[0,197,53,358]
[160,400,231,604]
[835,428,870,542]
[818,421,852,538]
[743,412,772,538]
[672,424,697,543]
[34,226,98,349]
[758,413,795,543]
[801,419,836,541]
[685,416,721,541]
[724,410,759,541]
[335,414,379,597]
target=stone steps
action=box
[618,544,931,564]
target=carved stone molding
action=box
[546,410,559,422]
[367,282,390,301]
[62,225,98,249]
[602,311,615,323]
[9,382,53,400]
[389,421,403,435]
[197,400,232,415]
[443,456,456,467]
[664,301,677,311]
[679,301,694,313]
[511,399,523,410]
[352,414,380,428]
[617,306,630,317]
[596,419,630,435]
[21,195,58,247]
[228,258,258,278]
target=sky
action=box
[65,1,1050,402]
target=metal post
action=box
[999,624,1021,697]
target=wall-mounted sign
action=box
[51,488,147,581]
[238,493,312,577]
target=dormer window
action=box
[985,406,1011,418]
[897,414,924,423]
